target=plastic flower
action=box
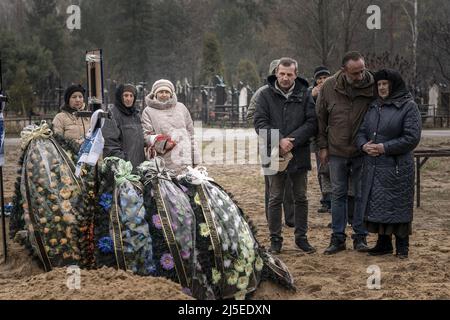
[236,276,249,290]
[212,268,222,284]
[160,253,174,270]
[181,249,191,260]
[99,193,113,211]
[222,242,229,251]
[245,263,253,277]
[61,175,72,185]
[227,270,239,285]
[224,259,231,268]
[217,199,224,207]
[182,287,192,296]
[98,236,114,254]
[39,217,47,224]
[248,251,256,263]
[146,265,157,275]
[63,213,76,224]
[222,213,229,222]
[53,216,61,223]
[234,259,245,273]
[231,242,238,252]
[59,188,72,200]
[255,256,264,272]
[152,215,162,229]
[234,290,247,300]
[61,200,72,212]
[199,223,210,237]
[60,238,68,245]
[49,238,58,246]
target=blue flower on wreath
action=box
[98,236,114,254]
[99,193,113,212]
[146,264,157,275]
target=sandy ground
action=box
[0,135,449,300]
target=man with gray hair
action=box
[254,57,317,254]
[247,59,295,229]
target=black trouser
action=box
[267,170,308,242]
[264,175,295,226]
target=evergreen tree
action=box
[200,32,225,84]
[8,62,34,116]
[236,59,261,89]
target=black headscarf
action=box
[374,69,409,100]
[61,84,85,112]
[115,84,138,115]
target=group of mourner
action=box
[52,50,421,261]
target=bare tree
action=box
[400,0,419,85]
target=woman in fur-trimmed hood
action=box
[141,79,199,173]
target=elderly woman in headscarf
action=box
[102,84,145,169]
[356,69,422,259]
[52,84,90,147]
[141,79,199,173]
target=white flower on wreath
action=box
[221,213,229,222]
[222,242,229,251]
[234,259,245,273]
[217,199,224,207]
[245,263,253,277]
[255,256,264,272]
[236,276,249,291]
[212,268,221,285]
[224,259,232,268]
[231,242,238,252]
[227,271,239,286]
[234,290,246,300]
[217,226,223,235]
[248,251,256,264]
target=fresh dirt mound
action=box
[0,266,193,300]
[0,221,192,300]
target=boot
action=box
[269,238,282,254]
[295,236,316,254]
[324,234,346,255]
[395,235,409,259]
[367,235,393,256]
[353,235,370,252]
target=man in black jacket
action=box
[254,57,318,254]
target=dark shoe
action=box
[395,235,409,259]
[295,237,316,254]
[285,221,295,228]
[353,235,370,252]
[327,222,332,228]
[324,235,346,255]
[269,239,282,254]
[367,235,393,256]
[318,205,329,213]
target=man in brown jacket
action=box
[316,51,375,255]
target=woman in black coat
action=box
[356,69,422,259]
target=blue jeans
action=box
[329,155,367,241]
